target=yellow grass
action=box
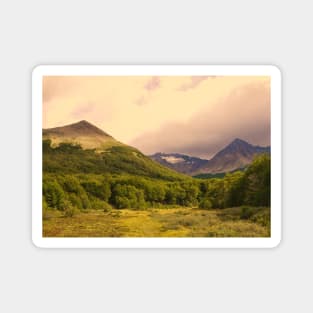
[43,207,270,238]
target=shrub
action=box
[103,202,113,212]
[63,200,79,217]
[42,197,50,220]
[240,207,254,220]
[199,198,213,210]
[43,179,65,210]
[68,193,83,210]
[251,208,270,227]
[115,196,131,209]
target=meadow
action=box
[43,206,270,237]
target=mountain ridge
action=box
[150,138,270,175]
[43,120,188,181]
[43,120,269,177]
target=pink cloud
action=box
[178,76,209,91]
[71,102,94,118]
[144,76,160,91]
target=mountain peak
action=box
[43,120,117,150]
[229,138,250,146]
[45,120,112,137]
[76,120,93,126]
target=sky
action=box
[43,75,270,159]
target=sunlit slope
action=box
[43,120,188,181]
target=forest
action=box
[43,141,270,237]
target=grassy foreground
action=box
[43,207,270,237]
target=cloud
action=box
[43,76,79,102]
[43,76,270,153]
[144,76,160,91]
[71,102,94,118]
[178,76,209,91]
[130,81,270,159]
[135,77,161,106]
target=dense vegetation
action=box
[43,140,186,180]
[43,140,270,217]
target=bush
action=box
[103,202,113,212]
[43,179,65,210]
[68,193,83,210]
[251,208,270,227]
[63,200,79,217]
[115,196,130,209]
[64,206,79,217]
[240,207,254,220]
[199,198,213,210]
[42,197,50,220]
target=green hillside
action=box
[43,139,187,181]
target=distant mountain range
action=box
[149,153,208,175]
[43,120,270,178]
[150,138,270,175]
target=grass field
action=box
[43,207,270,237]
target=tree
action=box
[43,179,65,210]
[112,184,146,209]
[244,154,270,206]
[199,198,213,209]
[81,179,111,202]
[223,171,245,207]
[181,182,199,207]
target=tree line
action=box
[43,154,270,214]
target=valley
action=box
[42,120,271,238]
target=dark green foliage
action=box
[42,140,270,213]
[81,179,111,202]
[102,202,113,212]
[244,154,270,206]
[180,182,200,206]
[113,184,146,209]
[63,199,79,217]
[42,196,50,220]
[61,175,82,193]
[68,193,83,210]
[223,171,245,207]
[239,206,270,228]
[199,198,213,209]
[240,207,254,219]
[196,155,270,209]
[165,183,186,205]
[43,179,65,210]
[193,168,245,179]
[194,172,226,179]
[251,208,270,227]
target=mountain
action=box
[149,153,208,175]
[149,138,270,175]
[43,120,122,150]
[202,138,270,174]
[43,121,187,181]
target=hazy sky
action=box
[43,75,270,159]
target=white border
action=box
[32,65,281,248]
